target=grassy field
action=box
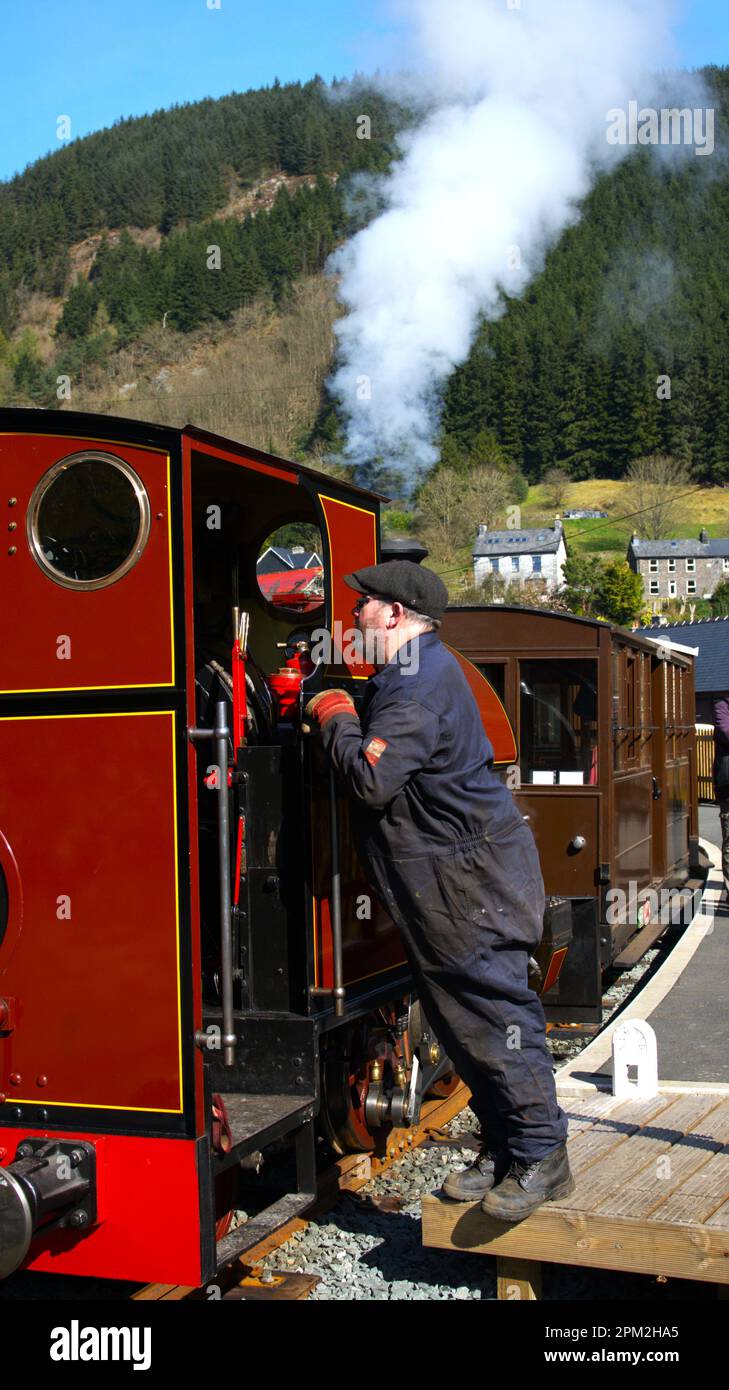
[410,477,729,598]
[521,479,729,559]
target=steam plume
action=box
[328,0,686,482]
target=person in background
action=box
[714,694,729,897]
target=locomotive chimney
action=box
[380,536,429,565]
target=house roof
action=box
[636,617,729,693]
[256,547,322,574]
[629,536,729,559]
[473,524,563,557]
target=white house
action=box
[473,521,567,592]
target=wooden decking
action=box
[422,1089,729,1297]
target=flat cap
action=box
[344,560,449,622]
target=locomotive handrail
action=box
[309,767,346,1019]
[328,766,345,1019]
[188,703,237,1067]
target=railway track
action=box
[132,1083,471,1302]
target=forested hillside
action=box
[1,69,728,485]
[0,78,402,316]
[440,66,729,484]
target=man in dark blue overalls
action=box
[305,560,574,1222]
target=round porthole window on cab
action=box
[27,451,151,590]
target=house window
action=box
[490,558,499,573]
[512,556,520,572]
[686,558,695,573]
[667,559,676,573]
[649,559,659,574]
[668,580,677,597]
[649,580,659,595]
[532,555,542,574]
[687,579,697,595]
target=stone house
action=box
[628,529,729,609]
[473,521,567,592]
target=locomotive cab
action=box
[0,409,473,1287]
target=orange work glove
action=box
[303,689,356,731]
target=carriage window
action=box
[256,524,325,615]
[28,452,150,589]
[520,660,598,786]
[475,663,506,704]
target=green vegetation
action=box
[711,579,729,616]
[0,78,405,327]
[81,176,345,339]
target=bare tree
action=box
[417,467,470,562]
[542,467,570,511]
[467,466,512,532]
[623,455,692,540]
[418,465,511,561]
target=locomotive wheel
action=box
[319,1003,459,1154]
[319,1010,415,1156]
[320,1022,380,1155]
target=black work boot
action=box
[479,1143,575,1222]
[441,1146,509,1202]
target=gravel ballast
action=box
[257,1102,712,1301]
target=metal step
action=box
[218,1091,316,1157]
[612,875,706,970]
[216,1190,316,1270]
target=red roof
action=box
[258,567,324,611]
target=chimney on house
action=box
[699,527,709,543]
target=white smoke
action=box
[328,0,686,482]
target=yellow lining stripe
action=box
[2,708,184,1114]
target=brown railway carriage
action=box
[441,607,704,1025]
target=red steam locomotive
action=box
[0,409,705,1289]
[0,408,538,1289]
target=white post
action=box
[611,1020,658,1099]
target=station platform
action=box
[422,833,729,1297]
[556,837,728,1096]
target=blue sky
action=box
[0,0,727,183]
